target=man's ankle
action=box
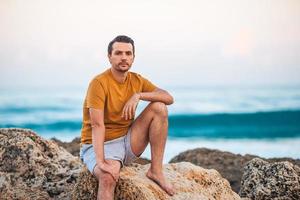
[148,166,164,175]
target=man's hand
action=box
[122,93,140,120]
[98,160,120,182]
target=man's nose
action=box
[121,54,127,60]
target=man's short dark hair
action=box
[108,35,135,55]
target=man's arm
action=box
[122,88,174,120]
[90,108,106,164]
[139,88,174,105]
[89,108,119,180]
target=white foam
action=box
[140,138,300,163]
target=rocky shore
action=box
[1,128,299,199]
[169,147,300,193]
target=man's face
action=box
[108,42,135,72]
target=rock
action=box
[51,137,81,157]
[169,148,300,193]
[239,158,300,200]
[72,162,241,200]
[130,157,151,165]
[0,128,83,200]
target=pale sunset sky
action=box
[0,0,299,89]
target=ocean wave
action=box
[0,106,73,113]
[168,110,300,138]
[1,121,81,131]
[1,110,300,139]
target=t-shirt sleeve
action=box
[141,76,157,92]
[86,78,106,109]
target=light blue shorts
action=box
[79,129,140,175]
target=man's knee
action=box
[149,102,168,117]
[99,173,117,188]
[93,165,117,187]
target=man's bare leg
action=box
[130,102,175,195]
[93,160,121,200]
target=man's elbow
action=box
[159,89,174,105]
[165,95,174,105]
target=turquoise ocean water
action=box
[1,86,300,162]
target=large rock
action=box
[72,162,241,200]
[169,148,300,193]
[51,137,81,157]
[239,158,300,200]
[0,128,83,199]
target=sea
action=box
[1,85,300,163]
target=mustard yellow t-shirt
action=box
[81,68,157,144]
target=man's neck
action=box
[110,67,128,84]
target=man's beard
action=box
[116,63,131,72]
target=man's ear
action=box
[107,54,112,63]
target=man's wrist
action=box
[137,92,142,100]
[97,159,105,166]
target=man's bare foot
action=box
[146,169,175,196]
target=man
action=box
[80,35,175,199]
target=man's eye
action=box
[126,52,132,56]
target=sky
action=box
[0,0,300,89]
